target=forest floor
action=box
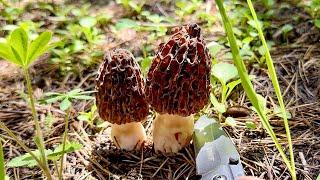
[0,0,319,180]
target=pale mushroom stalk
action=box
[95,49,149,150]
[146,24,211,153]
[153,114,194,153]
[111,122,146,150]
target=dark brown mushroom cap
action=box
[146,23,211,116]
[95,49,149,124]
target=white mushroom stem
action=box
[153,113,194,153]
[111,122,146,150]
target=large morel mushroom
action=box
[95,49,149,150]
[146,23,211,153]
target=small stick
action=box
[152,158,169,178]
[298,152,309,172]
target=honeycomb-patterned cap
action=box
[146,23,211,116]
[95,49,149,124]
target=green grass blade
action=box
[0,140,5,180]
[214,0,295,177]
[246,1,296,178]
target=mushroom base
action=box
[153,113,194,153]
[111,122,146,150]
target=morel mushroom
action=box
[146,23,211,153]
[96,49,149,150]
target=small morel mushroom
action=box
[146,23,211,153]
[95,49,149,150]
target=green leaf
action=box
[67,88,82,96]
[71,40,84,53]
[316,173,320,180]
[140,56,152,75]
[242,37,253,44]
[281,24,293,34]
[77,114,89,121]
[225,75,255,100]
[315,19,320,29]
[245,121,256,129]
[79,17,97,28]
[9,28,28,65]
[8,153,37,168]
[48,142,83,161]
[7,149,52,168]
[225,117,236,127]
[256,94,267,114]
[115,19,139,30]
[37,41,63,58]
[7,141,82,168]
[247,19,263,30]
[225,78,242,100]
[45,95,65,104]
[70,95,94,100]
[27,31,52,66]
[0,42,21,66]
[60,98,72,111]
[10,45,23,66]
[81,27,93,43]
[207,41,224,57]
[91,104,97,113]
[273,106,292,119]
[96,121,109,128]
[210,93,226,113]
[47,41,63,50]
[212,63,238,84]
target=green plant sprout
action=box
[215,0,296,179]
[47,3,106,74]
[211,63,240,106]
[6,88,92,179]
[138,43,154,76]
[77,104,109,129]
[308,0,320,28]
[43,88,94,179]
[175,0,202,19]
[0,3,23,24]
[44,88,95,111]
[77,104,97,127]
[116,0,146,14]
[79,17,104,46]
[0,27,60,179]
[210,62,255,124]
[7,142,82,168]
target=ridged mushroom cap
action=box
[95,49,149,124]
[146,23,211,116]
